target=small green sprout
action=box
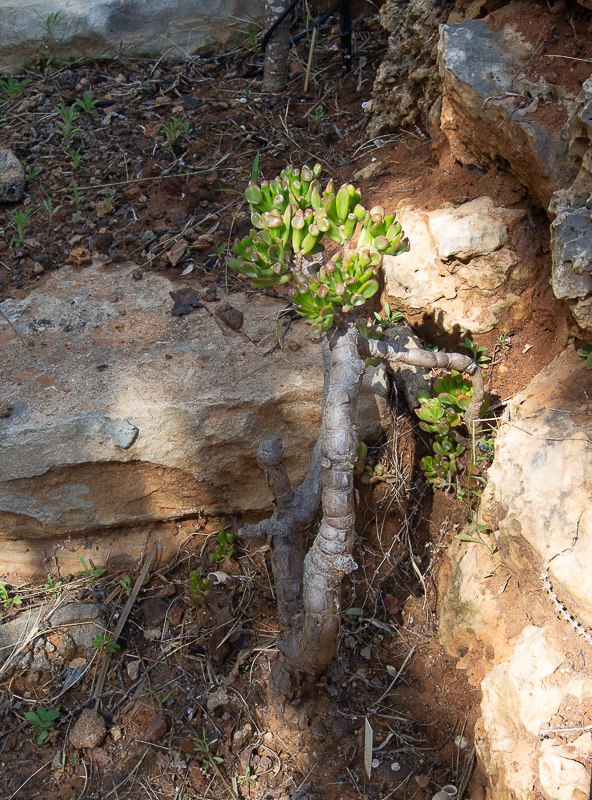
[309,105,325,124]
[496,333,511,350]
[577,342,592,370]
[44,573,63,598]
[56,104,81,146]
[120,575,132,596]
[70,183,82,206]
[68,147,82,171]
[78,557,106,588]
[210,530,235,564]
[24,706,60,744]
[7,208,32,247]
[373,301,403,329]
[93,633,120,654]
[187,571,213,606]
[238,766,256,784]
[162,117,192,155]
[37,11,67,67]
[42,197,63,233]
[25,165,42,183]
[0,582,22,609]
[459,337,490,367]
[74,92,98,115]
[194,726,224,771]
[0,76,33,97]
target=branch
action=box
[356,335,484,425]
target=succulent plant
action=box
[228,163,409,333]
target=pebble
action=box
[70,709,106,749]
[143,596,169,626]
[126,659,141,681]
[33,262,44,275]
[144,714,168,742]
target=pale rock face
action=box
[0,0,262,73]
[382,196,538,334]
[438,20,575,210]
[0,147,25,203]
[538,739,590,800]
[0,263,390,544]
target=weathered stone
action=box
[0,147,25,203]
[0,0,263,74]
[70,708,106,749]
[142,597,169,627]
[481,347,592,628]
[438,20,575,209]
[0,264,389,546]
[49,602,109,650]
[549,77,592,336]
[144,714,168,742]
[382,197,540,334]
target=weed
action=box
[373,301,402,330]
[309,105,325,124]
[92,633,120,654]
[44,573,63,599]
[459,337,490,367]
[37,11,67,67]
[25,165,42,183]
[24,706,60,744]
[74,92,98,115]
[68,147,82,171]
[7,208,32,247]
[188,571,213,606]
[56,104,81,147]
[210,530,235,564]
[577,342,592,370]
[238,766,256,784]
[416,371,488,489]
[101,194,116,215]
[70,183,82,206]
[0,582,22,609]
[146,688,174,708]
[0,76,32,96]
[42,197,63,232]
[120,575,132,596]
[162,117,192,155]
[496,333,511,350]
[193,726,224,771]
[78,556,106,588]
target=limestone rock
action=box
[438,20,575,209]
[70,708,106,749]
[0,0,263,74]
[0,147,25,203]
[0,264,389,543]
[549,77,592,336]
[48,602,109,650]
[481,347,592,628]
[382,196,540,334]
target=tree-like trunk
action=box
[262,0,291,93]
[239,322,484,702]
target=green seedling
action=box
[37,11,67,67]
[68,148,81,171]
[70,183,82,206]
[0,76,32,97]
[162,117,192,155]
[416,371,488,489]
[25,165,42,183]
[146,688,174,708]
[459,337,490,367]
[194,726,224,772]
[56,104,81,147]
[24,706,60,744]
[210,530,235,564]
[309,105,325,124]
[7,208,32,247]
[74,92,98,115]
[187,571,213,606]
[238,766,256,784]
[93,633,120,654]
[373,301,402,330]
[44,573,63,599]
[496,333,511,351]
[78,557,106,588]
[120,575,132,596]
[577,342,592,370]
[102,194,116,214]
[42,197,63,232]
[0,582,22,609]
[353,442,398,486]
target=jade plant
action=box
[231,161,485,707]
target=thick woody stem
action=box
[262,0,291,93]
[298,323,364,676]
[257,435,294,508]
[356,335,484,426]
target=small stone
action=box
[217,307,243,331]
[167,603,183,625]
[143,596,169,626]
[0,147,25,202]
[144,626,162,641]
[94,232,113,251]
[70,709,106,749]
[33,262,44,275]
[206,686,229,714]
[110,726,122,741]
[0,404,13,418]
[264,731,273,742]
[92,747,109,767]
[193,234,214,250]
[165,238,188,266]
[126,660,141,680]
[66,247,92,267]
[132,269,143,280]
[144,714,168,742]
[360,646,372,660]
[233,723,252,749]
[344,636,356,649]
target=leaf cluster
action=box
[229,163,409,334]
[24,706,60,744]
